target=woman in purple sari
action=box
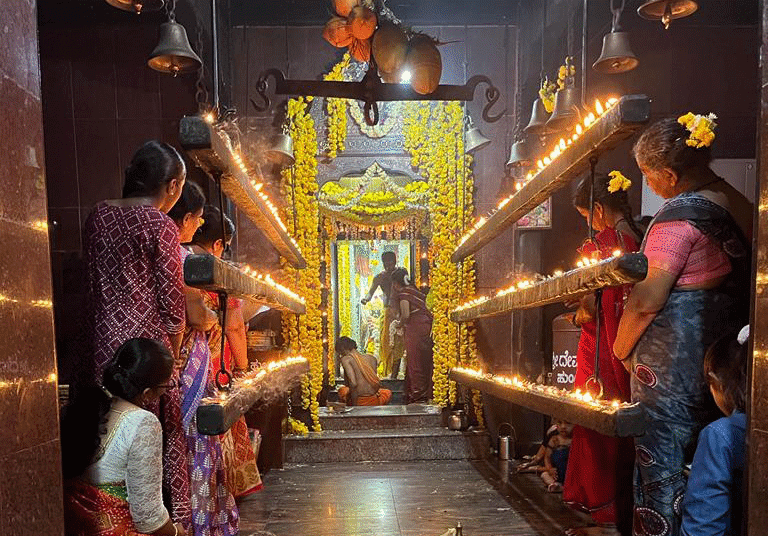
[169,185,239,536]
[391,268,434,403]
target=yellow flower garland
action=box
[280,96,324,431]
[607,170,632,193]
[323,217,336,385]
[337,242,352,336]
[324,54,351,158]
[403,101,479,410]
[678,112,717,149]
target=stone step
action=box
[319,403,442,431]
[284,427,489,463]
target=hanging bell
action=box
[637,0,698,29]
[593,31,638,74]
[545,87,581,133]
[506,138,533,169]
[105,0,164,13]
[524,98,550,135]
[464,117,491,154]
[147,21,202,75]
[267,132,295,167]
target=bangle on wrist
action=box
[173,524,178,536]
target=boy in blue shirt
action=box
[681,326,748,536]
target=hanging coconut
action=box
[372,22,408,75]
[349,38,371,62]
[407,35,442,95]
[333,0,359,17]
[323,16,354,48]
[347,5,377,40]
[379,69,399,84]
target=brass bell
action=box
[464,116,491,154]
[545,87,581,133]
[105,0,163,13]
[637,0,698,29]
[506,138,532,168]
[267,132,295,167]
[593,31,638,74]
[148,21,202,75]
[524,98,550,135]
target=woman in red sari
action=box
[190,206,263,499]
[62,338,187,536]
[563,173,643,536]
[391,268,434,404]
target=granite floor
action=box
[238,460,586,536]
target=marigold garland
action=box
[607,170,632,193]
[323,217,336,384]
[324,54,351,158]
[403,101,480,411]
[280,96,324,431]
[337,242,352,336]
[678,112,717,149]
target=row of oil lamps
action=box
[451,366,634,413]
[453,249,622,313]
[458,98,619,250]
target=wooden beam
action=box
[451,94,651,263]
[197,358,308,435]
[179,116,307,269]
[451,253,647,322]
[184,253,306,314]
[450,368,645,437]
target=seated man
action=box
[335,336,392,406]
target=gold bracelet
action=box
[173,524,178,536]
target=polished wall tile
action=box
[0,440,64,536]
[75,119,122,208]
[41,118,80,208]
[0,77,47,224]
[0,0,40,98]
[117,118,163,172]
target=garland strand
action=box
[281,97,323,431]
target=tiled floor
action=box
[238,460,585,536]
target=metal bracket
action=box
[251,67,506,126]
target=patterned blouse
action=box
[83,203,185,379]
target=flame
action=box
[595,99,604,115]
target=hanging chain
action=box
[584,155,604,399]
[610,0,626,31]
[167,0,176,21]
[195,19,210,114]
[540,0,546,81]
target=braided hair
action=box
[574,173,644,242]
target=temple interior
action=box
[3,0,768,535]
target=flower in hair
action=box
[607,170,632,193]
[678,112,717,149]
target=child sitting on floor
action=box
[541,419,573,492]
[517,420,557,473]
[681,326,748,536]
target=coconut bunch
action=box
[323,1,443,95]
[323,0,377,62]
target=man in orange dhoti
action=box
[336,336,392,406]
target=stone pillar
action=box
[0,0,64,533]
[747,1,768,532]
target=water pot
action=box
[448,409,469,431]
[497,422,516,460]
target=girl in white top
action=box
[62,338,187,536]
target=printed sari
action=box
[397,286,434,404]
[630,193,750,536]
[206,292,263,499]
[180,330,239,536]
[64,479,149,536]
[563,228,637,529]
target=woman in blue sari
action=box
[614,115,752,536]
[170,185,239,536]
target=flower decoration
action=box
[539,77,556,114]
[324,54,352,158]
[557,57,576,91]
[607,170,632,193]
[678,112,717,149]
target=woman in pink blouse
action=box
[82,140,190,526]
[614,118,752,536]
